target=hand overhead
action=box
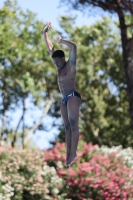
[43,22,51,33]
[57,36,62,44]
[43,22,54,55]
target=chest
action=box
[58,66,70,80]
[57,64,76,82]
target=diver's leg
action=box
[67,96,81,166]
[60,102,71,165]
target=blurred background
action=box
[0,0,133,150]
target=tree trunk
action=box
[12,114,23,147]
[22,94,26,149]
[118,9,133,127]
[1,112,6,140]
[0,90,7,140]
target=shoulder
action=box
[67,60,76,73]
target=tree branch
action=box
[129,0,133,13]
[24,93,55,145]
[121,0,133,14]
[62,0,133,13]
[76,0,119,11]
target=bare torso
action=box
[57,61,76,96]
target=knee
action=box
[64,123,70,131]
[69,117,78,130]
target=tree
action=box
[0,0,59,148]
[59,0,133,128]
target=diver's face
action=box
[53,57,65,70]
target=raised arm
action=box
[57,36,77,66]
[43,22,54,56]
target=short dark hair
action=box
[52,50,65,58]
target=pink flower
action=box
[77,193,82,198]
[77,152,84,156]
[81,187,87,192]
[57,170,67,175]
[86,177,94,183]
[93,184,99,188]
[122,192,128,197]
[73,180,78,185]
[103,192,108,197]
[79,134,84,139]
[119,178,125,184]
[69,169,76,177]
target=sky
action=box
[0,0,112,149]
[0,0,105,29]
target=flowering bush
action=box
[0,143,69,200]
[100,145,133,168]
[0,183,14,200]
[44,138,133,200]
[1,138,133,200]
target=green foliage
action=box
[124,15,133,38]
[0,0,58,99]
[0,0,60,146]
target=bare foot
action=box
[65,153,70,166]
[65,154,77,168]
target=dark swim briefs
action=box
[62,91,81,105]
